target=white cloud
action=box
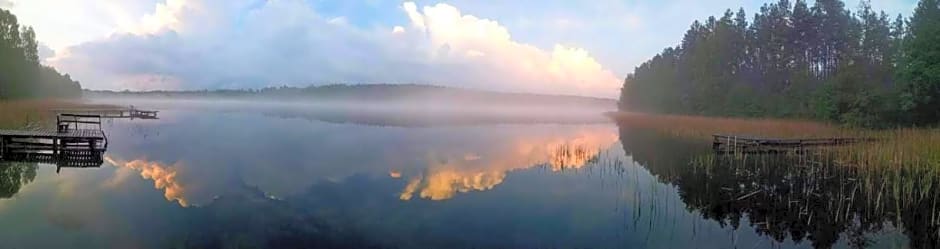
[7,0,160,50]
[400,2,620,97]
[47,0,620,97]
[131,0,188,34]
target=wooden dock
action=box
[713,134,875,154]
[0,114,108,168]
[51,106,158,119]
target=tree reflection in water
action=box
[177,184,389,249]
[0,162,37,199]
[618,123,940,248]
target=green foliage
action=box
[811,64,895,127]
[898,0,940,125]
[0,8,81,99]
[619,0,940,127]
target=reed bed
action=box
[689,152,940,244]
[0,99,113,129]
[613,111,940,216]
[609,111,940,170]
[610,111,940,243]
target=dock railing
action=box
[57,113,103,132]
[56,113,108,149]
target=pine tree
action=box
[899,0,940,124]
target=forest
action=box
[619,0,940,127]
[0,9,81,99]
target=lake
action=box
[0,99,930,248]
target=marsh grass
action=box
[0,99,115,130]
[613,111,940,226]
[609,111,940,171]
[608,111,940,244]
[689,152,940,244]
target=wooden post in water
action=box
[53,137,59,161]
[89,139,97,157]
[1,136,7,159]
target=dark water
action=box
[0,100,933,248]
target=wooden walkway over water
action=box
[713,134,875,154]
[0,114,108,168]
[51,106,158,119]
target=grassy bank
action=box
[0,100,115,129]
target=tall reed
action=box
[609,111,940,172]
[0,99,113,129]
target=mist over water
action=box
[88,96,617,126]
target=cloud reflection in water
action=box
[399,128,617,201]
[105,156,189,207]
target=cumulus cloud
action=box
[48,0,620,97]
[400,2,620,97]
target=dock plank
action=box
[0,128,105,139]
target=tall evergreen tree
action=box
[898,0,940,124]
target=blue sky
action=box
[4,0,919,97]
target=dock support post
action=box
[712,136,720,151]
[53,138,59,162]
[89,139,97,158]
[1,136,7,159]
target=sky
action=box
[4,0,918,98]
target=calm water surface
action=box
[0,100,926,248]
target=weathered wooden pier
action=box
[0,114,108,168]
[713,134,875,154]
[51,106,158,119]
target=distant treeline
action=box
[0,9,81,99]
[87,84,617,107]
[619,0,940,127]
